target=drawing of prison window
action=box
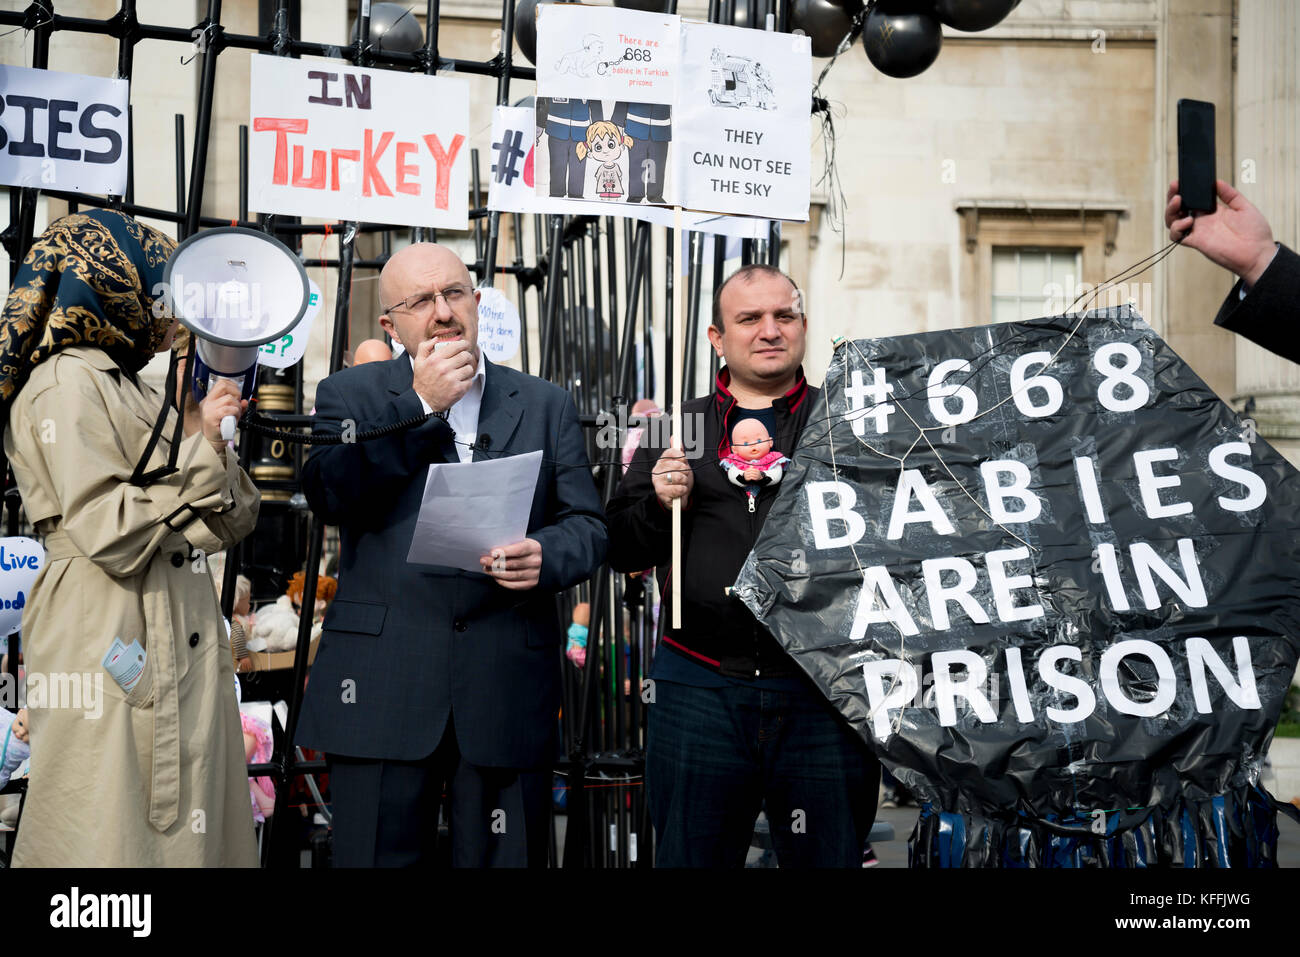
[708,48,777,111]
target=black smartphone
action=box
[1177,98,1216,213]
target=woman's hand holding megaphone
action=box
[198,377,249,455]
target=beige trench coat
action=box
[3,345,261,866]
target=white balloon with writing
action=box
[258,278,322,369]
[0,537,44,636]
[474,286,522,363]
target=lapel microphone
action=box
[477,433,492,451]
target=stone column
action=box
[1233,0,1300,467]
[1158,0,1237,400]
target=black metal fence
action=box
[0,0,790,867]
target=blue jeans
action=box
[647,678,880,867]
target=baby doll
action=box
[242,711,276,822]
[567,601,590,668]
[230,573,253,673]
[719,417,790,512]
[1,708,30,789]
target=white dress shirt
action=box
[412,348,486,463]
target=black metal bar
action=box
[218,408,254,628]
[423,0,440,71]
[576,232,591,413]
[238,124,249,222]
[123,104,135,206]
[641,230,654,401]
[182,0,224,240]
[615,223,649,403]
[712,233,725,380]
[665,224,674,421]
[512,212,530,374]
[538,216,565,381]
[115,0,137,78]
[174,114,186,217]
[605,216,619,404]
[0,8,536,80]
[590,220,605,414]
[265,222,353,866]
[470,148,485,270]
[684,229,705,397]
[13,0,54,273]
[561,242,575,391]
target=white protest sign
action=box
[492,106,769,236]
[258,278,323,369]
[675,23,810,220]
[0,65,128,195]
[536,5,678,104]
[533,13,810,221]
[475,286,521,363]
[0,537,43,636]
[249,55,469,229]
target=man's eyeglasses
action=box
[383,284,472,316]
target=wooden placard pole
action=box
[671,205,685,629]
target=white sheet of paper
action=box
[406,450,543,572]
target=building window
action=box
[991,247,1081,322]
[954,200,1126,328]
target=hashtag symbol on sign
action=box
[492,130,526,185]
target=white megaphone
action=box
[164,227,310,440]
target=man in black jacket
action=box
[607,264,879,867]
[1166,178,1298,362]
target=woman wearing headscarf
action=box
[1,209,260,866]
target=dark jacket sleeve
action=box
[301,372,454,526]
[605,427,677,574]
[1213,243,1300,364]
[529,392,608,592]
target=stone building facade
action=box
[2,0,1295,459]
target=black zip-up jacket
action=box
[607,367,816,678]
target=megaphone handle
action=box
[220,415,237,442]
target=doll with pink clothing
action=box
[720,417,790,512]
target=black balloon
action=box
[792,0,863,58]
[350,2,424,54]
[935,0,1020,32]
[515,0,539,64]
[514,0,578,65]
[863,5,942,78]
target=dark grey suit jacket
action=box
[1213,243,1299,363]
[296,355,606,768]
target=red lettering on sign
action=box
[292,145,327,189]
[253,117,308,185]
[363,128,394,197]
[395,141,420,196]
[330,149,361,191]
[421,133,465,210]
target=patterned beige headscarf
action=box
[0,209,176,420]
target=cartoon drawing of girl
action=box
[574,120,634,201]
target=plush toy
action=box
[719,418,790,512]
[248,571,338,654]
[1,707,30,789]
[567,602,591,668]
